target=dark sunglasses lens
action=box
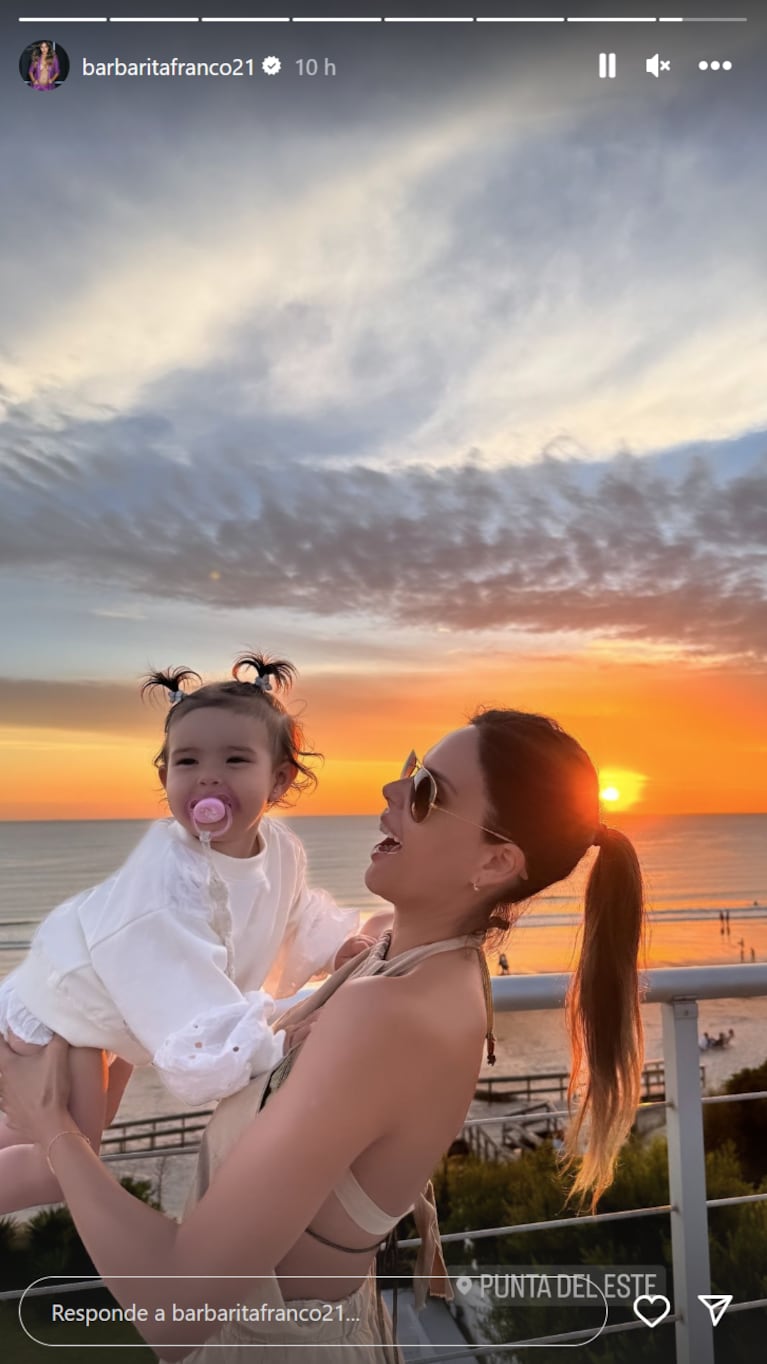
[410,767,435,824]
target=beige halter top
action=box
[185,929,495,1310]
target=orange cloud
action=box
[0,653,764,820]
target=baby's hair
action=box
[141,651,319,803]
[141,666,202,706]
[232,653,296,693]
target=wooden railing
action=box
[474,1057,705,1104]
[101,1107,214,1156]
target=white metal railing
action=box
[1,966,765,1363]
[408,963,767,1364]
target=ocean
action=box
[1,811,765,936]
[1,813,767,980]
[1,813,766,1217]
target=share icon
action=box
[698,1294,733,1326]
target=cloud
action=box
[2,22,766,678]
[0,680,151,736]
[1,435,765,665]
[2,38,765,462]
[91,606,147,621]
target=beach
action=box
[98,992,767,1221]
[479,998,767,1097]
[1,812,765,1218]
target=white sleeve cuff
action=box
[152,990,285,1106]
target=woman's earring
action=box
[472,879,481,892]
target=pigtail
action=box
[140,651,318,795]
[141,667,202,704]
[562,826,646,1211]
[232,652,297,695]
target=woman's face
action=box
[365,725,507,912]
[40,42,51,56]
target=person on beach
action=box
[0,708,646,1361]
[0,652,384,1217]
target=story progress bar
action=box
[16,16,751,26]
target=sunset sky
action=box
[1,12,765,820]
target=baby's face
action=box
[161,705,292,856]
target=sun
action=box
[597,769,647,811]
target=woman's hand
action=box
[333,933,378,971]
[0,1033,73,1146]
[277,1015,318,1052]
[333,912,393,971]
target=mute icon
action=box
[646,53,671,77]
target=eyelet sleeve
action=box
[89,909,284,1106]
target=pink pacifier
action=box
[191,796,233,840]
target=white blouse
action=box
[0,818,359,1106]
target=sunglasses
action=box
[400,751,513,842]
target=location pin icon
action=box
[455,1276,473,1296]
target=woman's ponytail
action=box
[472,710,647,1210]
[563,826,646,1210]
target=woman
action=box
[0,709,645,1362]
[28,40,60,90]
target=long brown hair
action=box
[470,708,645,1210]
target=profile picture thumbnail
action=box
[19,39,70,91]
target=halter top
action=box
[184,929,495,1307]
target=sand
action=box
[7,912,766,1223]
[478,998,767,1095]
[482,911,767,1095]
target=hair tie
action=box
[593,823,608,848]
[252,675,272,693]
[168,689,186,705]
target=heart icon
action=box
[633,1295,671,1328]
[455,1276,473,1296]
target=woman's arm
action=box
[0,1044,108,1214]
[0,976,420,1351]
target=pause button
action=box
[599,52,617,79]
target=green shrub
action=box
[0,1175,161,1288]
[434,1133,767,1364]
[0,1215,31,1291]
[25,1206,97,1280]
[703,1058,767,1185]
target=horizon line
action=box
[0,810,765,824]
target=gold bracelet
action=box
[45,1129,93,1174]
